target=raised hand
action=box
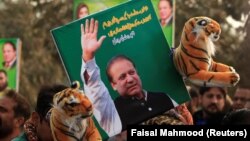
[81,18,106,62]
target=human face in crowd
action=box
[201,87,225,115]
[78,7,89,19]
[158,0,172,21]
[0,96,18,139]
[3,43,16,64]
[110,59,143,98]
[232,88,250,110]
[245,101,250,109]
[0,72,8,91]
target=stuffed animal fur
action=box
[173,16,240,87]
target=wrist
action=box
[82,52,94,62]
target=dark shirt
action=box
[2,59,16,69]
[193,110,226,125]
[114,91,174,130]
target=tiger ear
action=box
[71,81,80,89]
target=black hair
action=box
[76,3,89,19]
[3,41,16,51]
[159,0,173,7]
[3,90,31,124]
[35,84,68,121]
[221,108,250,125]
[0,69,7,76]
[189,87,199,98]
[105,54,136,82]
[199,87,227,98]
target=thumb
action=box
[98,35,106,45]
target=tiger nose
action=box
[214,32,220,39]
[214,35,219,39]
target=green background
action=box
[0,38,20,90]
[73,0,174,47]
[53,0,188,139]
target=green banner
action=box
[52,0,189,139]
[0,38,21,91]
[73,0,174,47]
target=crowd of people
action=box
[1,1,250,141]
[1,81,249,141]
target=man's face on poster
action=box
[3,43,16,64]
[110,59,142,97]
[158,0,172,21]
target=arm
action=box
[80,18,121,136]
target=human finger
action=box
[81,24,84,35]
[89,18,94,33]
[94,20,98,35]
[98,35,106,45]
[85,19,89,33]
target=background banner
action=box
[0,38,21,91]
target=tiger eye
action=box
[198,20,207,26]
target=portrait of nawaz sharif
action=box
[0,38,21,91]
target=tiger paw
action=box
[229,66,236,73]
[230,72,240,86]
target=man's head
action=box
[0,69,8,91]
[106,55,143,98]
[185,86,200,114]
[0,90,31,140]
[232,88,250,110]
[77,3,89,19]
[199,87,226,117]
[245,100,250,109]
[2,41,16,67]
[158,0,172,23]
[31,84,67,141]
[221,108,250,125]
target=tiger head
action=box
[184,16,221,42]
[52,81,93,119]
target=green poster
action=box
[52,0,189,139]
[73,0,127,20]
[152,0,174,48]
[0,38,21,91]
[73,0,174,47]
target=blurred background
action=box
[0,0,249,108]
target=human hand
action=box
[176,104,193,125]
[81,18,106,62]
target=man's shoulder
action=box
[147,91,169,97]
[10,59,17,68]
[193,109,203,119]
[12,132,28,141]
[114,96,130,104]
[147,91,173,104]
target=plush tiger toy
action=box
[173,16,240,87]
[50,81,102,141]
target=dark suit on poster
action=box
[114,91,175,130]
[2,59,16,70]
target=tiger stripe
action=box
[50,87,102,141]
[180,43,210,64]
[173,16,239,87]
